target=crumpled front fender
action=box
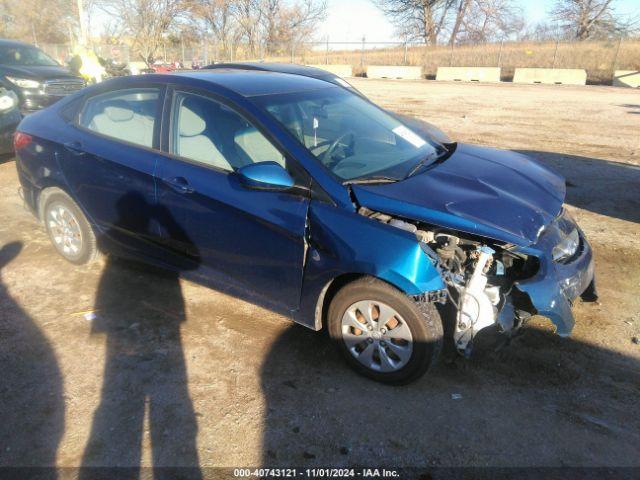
[295,201,445,330]
[516,222,595,336]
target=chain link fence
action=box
[41,38,639,85]
[41,43,131,65]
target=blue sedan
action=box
[14,70,596,383]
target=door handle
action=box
[162,176,194,194]
[63,141,85,156]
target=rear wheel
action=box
[328,277,443,384]
[42,189,98,265]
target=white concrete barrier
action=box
[513,68,587,86]
[613,70,640,88]
[366,65,423,80]
[308,64,354,78]
[436,67,501,83]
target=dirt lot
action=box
[1,79,639,471]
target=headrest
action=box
[235,126,285,166]
[234,126,253,143]
[270,104,303,141]
[179,98,207,137]
[104,100,134,122]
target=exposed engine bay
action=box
[358,207,540,356]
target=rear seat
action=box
[88,99,154,148]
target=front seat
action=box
[177,98,232,171]
[234,127,286,167]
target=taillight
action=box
[13,132,32,151]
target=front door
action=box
[155,90,310,312]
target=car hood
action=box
[0,64,79,81]
[351,144,566,247]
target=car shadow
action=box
[517,150,640,224]
[0,242,64,478]
[617,104,640,115]
[259,321,640,467]
[79,193,202,479]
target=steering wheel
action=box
[321,131,356,165]
[309,139,333,156]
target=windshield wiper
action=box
[405,154,437,179]
[344,176,401,185]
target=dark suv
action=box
[0,39,85,114]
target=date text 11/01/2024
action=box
[233,468,400,477]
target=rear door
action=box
[155,88,310,312]
[59,85,166,257]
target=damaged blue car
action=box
[14,70,597,384]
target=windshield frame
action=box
[253,85,445,185]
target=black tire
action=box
[327,277,443,385]
[42,189,98,265]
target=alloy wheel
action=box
[341,300,414,372]
[47,203,83,258]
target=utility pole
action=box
[76,0,87,45]
[181,35,185,66]
[325,36,329,65]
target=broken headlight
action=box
[552,228,579,262]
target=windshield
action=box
[0,45,59,66]
[255,87,440,182]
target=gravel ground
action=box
[0,79,639,471]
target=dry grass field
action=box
[269,39,640,84]
[0,79,639,471]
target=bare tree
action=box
[189,0,241,58]
[374,0,455,45]
[260,0,327,53]
[1,0,75,43]
[221,0,325,58]
[375,0,521,45]
[232,0,262,55]
[285,0,328,44]
[552,0,623,39]
[95,0,186,65]
[456,0,523,43]
[448,0,471,45]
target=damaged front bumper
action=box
[514,213,596,336]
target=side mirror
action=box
[237,161,294,191]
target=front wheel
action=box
[328,277,443,385]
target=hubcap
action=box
[341,300,413,373]
[47,204,83,257]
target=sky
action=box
[317,0,640,43]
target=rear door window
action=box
[79,88,160,148]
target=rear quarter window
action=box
[59,96,84,123]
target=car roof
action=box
[170,69,336,97]
[0,39,36,48]
[204,62,336,79]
